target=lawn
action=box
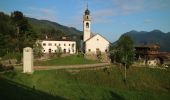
[0,66,170,100]
[34,55,100,66]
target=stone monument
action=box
[23,47,34,73]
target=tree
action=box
[11,11,38,52]
[55,46,62,58]
[111,35,134,82]
[0,12,15,56]
[33,41,43,58]
[0,11,38,60]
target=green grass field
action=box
[34,55,100,66]
[0,66,170,100]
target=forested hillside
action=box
[0,11,82,57]
[118,30,170,52]
[27,17,83,39]
[0,11,37,57]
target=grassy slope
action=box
[34,55,100,66]
[0,66,170,100]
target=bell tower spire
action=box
[83,2,91,41]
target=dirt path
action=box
[34,63,111,70]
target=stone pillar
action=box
[23,47,34,74]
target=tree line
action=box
[0,11,38,57]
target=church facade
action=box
[83,8,110,54]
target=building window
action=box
[54,43,57,46]
[87,16,89,19]
[105,49,108,52]
[69,44,70,46]
[43,50,45,52]
[97,39,99,41]
[88,49,91,52]
[49,49,51,53]
[86,22,89,28]
[59,44,61,46]
[64,44,66,46]
[63,49,66,54]
[48,43,52,46]
[43,43,46,46]
[72,44,75,48]
[72,49,74,53]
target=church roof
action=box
[85,9,90,15]
[85,33,110,43]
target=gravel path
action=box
[34,63,111,70]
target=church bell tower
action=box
[83,7,91,41]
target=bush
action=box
[33,42,43,58]
[0,64,14,72]
[77,52,84,57]
[55,46,62,58]
[96,50,102,61]
[16,53,22,64]
[2,52,22,64]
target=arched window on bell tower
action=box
[86,22,89,28]
[87,16,88,19]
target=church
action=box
[83,8,110,54]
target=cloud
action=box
[113,0,144,14]
[92,9,115,24]
[144,19,153,24]
[93,0,170,16]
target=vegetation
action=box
[0,64,14,72]
[0,66,169,100]
[96,50,102,61]
[34,55,100,66]
[0,11,38,61]
[27,17,82,38]
[110,35,134,81]
[0,11,83,59]
[55,46,62,58]
[33,41,43,58]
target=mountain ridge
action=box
[26,17,83,38]
[121,30,170,52]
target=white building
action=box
[40,38,76,54]
[83,8,110,54]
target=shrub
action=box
[2,52,22,64]
[77,52,84,57]
[0,64,14,72]
[96,50,102,61]
[33,41,43,58]
[55,46,62,58]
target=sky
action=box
[0,0,170,42]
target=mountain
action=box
[120,30,170,52]
[27,17,83,39]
